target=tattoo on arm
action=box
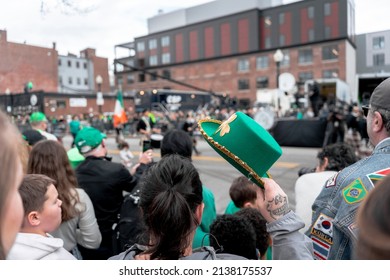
[267,194,289,220]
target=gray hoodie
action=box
[7,233,76,260]
[109,244,247,260]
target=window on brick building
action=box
[138,58,145,68]
[149,55,158,66]
[57,100,66,109]
[150,71,158,81]
[161,36,170,47]
[238,59,250,72]
[279,35,285,46]
[322,45,339,60]
[323,69,338,78]
[280,50,290,67]
[279,13,285,25]
[68,60,72,67]
[265,37,271,49]
[162,53,171,64]
[324,26,331,39]
[373,36,385,49]
[162,69,171,79]
[238,79,250,90]
[139,73,145,82]
[298,71,313,82]
[256,76,269,89]
[127,74,134,84]
[324,3,331,16]
[256,55,269,69]
[148,39,157,50]
[308,29,314,42]
[298,49,313,64]
[308,6,314,19]
[137,41,145,52]
[117,76,123,85]
[373,53,385,66]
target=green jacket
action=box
[224,200,240,214]
[192,186,216,249]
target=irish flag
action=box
[113,89,128,127]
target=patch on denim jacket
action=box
[366,167,390,187]
[310,214,334,260]
[325,172,338,188]
[342,179,367,204]
[311,236,330,260]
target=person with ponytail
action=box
[110,154,245,260]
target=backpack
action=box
[112,188,145,255]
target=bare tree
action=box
[40,0,95,16]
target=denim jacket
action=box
[307,138,390,260]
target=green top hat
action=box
[30,112,47,123]
[75,127,107,154]
[198,111,282,188]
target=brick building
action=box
[356,30,390,103]
[0,30,113,116]
[0,29,58,93]
[114,0,357,107]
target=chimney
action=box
[80,48,96,59]
[52,42,56,50]
[0,29,7,43]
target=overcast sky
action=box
[0,0,387,71]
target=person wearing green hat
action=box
[29,112,58,141]
[74,126,152,260]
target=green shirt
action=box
[224,200,240,214]
[192,186,217,249]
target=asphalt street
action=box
[64,133,319,214]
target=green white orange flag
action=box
[113,89,128,127]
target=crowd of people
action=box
[1,78,390,261]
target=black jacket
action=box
[76,156,138,237]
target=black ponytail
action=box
[139,154,203,259]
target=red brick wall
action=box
[189,30,199,60]
[81,48,110,93]
[300,8,314,43]
[0,31,58,93]
[220,23,231,55]
[325,2,339,37]
[238,18,249,52]
[124,41,348,105]
[204,26,214,58]
[43,96,134,117]
[175,33,184,62]
[280,12,292,45]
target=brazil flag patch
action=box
[342,179,367,204]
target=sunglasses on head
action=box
[362,105,370,117]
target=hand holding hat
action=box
[257,178,290,222]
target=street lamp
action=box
[5,88,12,114]
[273,49,284,115]
[95,75,104,114]
[273,49,284,89]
